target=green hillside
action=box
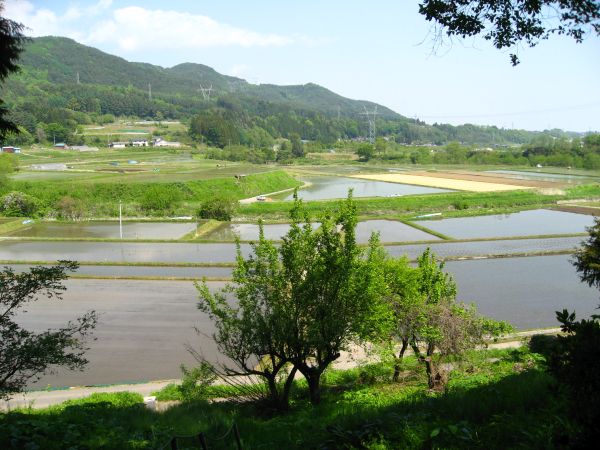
[0,36,583,147]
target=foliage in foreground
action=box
[0,348,576,449]
[197,193,388,409]
[197,192,513,411]
[549,216,600,447]
[0,262,97,400]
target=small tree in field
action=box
[381,255,421,381]
[0,261,97,399]
[197,196,238,221]
[280,196,388,404]
[385,249,512,388]
[197,228,297,410]
[198,192,388,406]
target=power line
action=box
[360,105,379,143]
[198,83,213,101]
[414,101,600,120]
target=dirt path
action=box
[238,182,311,204]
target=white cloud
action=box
[4,2,298,51]
[86,6,293,51]
[3,0,112,39]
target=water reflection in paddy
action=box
[0,236,583,264]
[280,176,450,201]
[20,255,598,387]
[207,220,439,243]
[416,209,594,239]
[447,255,597,330]
[488,170,599,183]
[5,221,197,239]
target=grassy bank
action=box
[1,170,300,218]
[239,184,600,220]
[0,218,28,235]
[0,347,573,449]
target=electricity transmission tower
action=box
[198,83,213,100]
[360,105,379,144]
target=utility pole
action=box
[148,83,152,101]
[76,72,80,84]
[119,201,123,240]
[360,106,379,144]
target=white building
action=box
[132,139,148,147]
[153,138,181,148]
[109,142,127,149]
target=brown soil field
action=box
[553,205,600,216]
[351,173,535,192]
[409,170,559,188]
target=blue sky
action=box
[5,0,600,131]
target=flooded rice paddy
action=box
[4,221,197,239]
[0,236,583,264]
[280,176,450,200]
[7,264,232,279]
[416,209,594,239]
[205,220,439,243]
[18,254,597,387]
[488,170,600,183]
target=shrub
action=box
[197,196,238,221]
[550,310,600,447]
[0,191,38,216]
[140,185,182,213]
[56,196,85,220]
[178,362,217,402]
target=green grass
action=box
[1,170,300,218]
[0,348,575,449]
[239,184,600,220]
[0,217,29,234]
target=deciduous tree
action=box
[419,0,600,64]
[198,193,389,406]
[0,1,26,138]
[384,249,512,388]
[0,261,97,399]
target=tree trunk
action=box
[424,357,435,389]
[280,366,297,409]
[306,372,322,405]
[392,339,409,382]
[266,375,282,409]
[265,366,298,410]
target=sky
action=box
[4,0,600,132]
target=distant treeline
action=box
[371,134,600,169]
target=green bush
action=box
[551,310,600,446]
[0,191,38,216]
[178,362,217,402]
[140,185,182,213]
[197,196,238,221]
[55,196,85,220]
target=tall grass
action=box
[0,348,573,449]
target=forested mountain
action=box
[0,36,584,147]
